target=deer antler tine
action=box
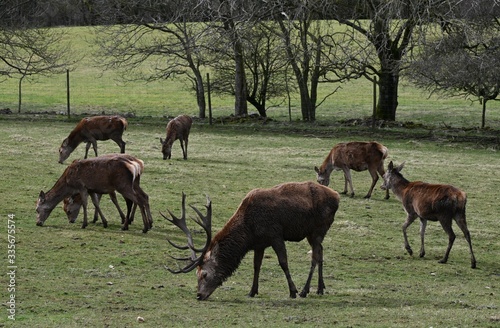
[166,238,190,250]
[165,259,199,274]
[164,192,213,274]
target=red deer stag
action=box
[381,161,476,268]
[315,141,389,199]
[160,114,192,160]
[163,181,340,300]
[59,115,128,163]
[36,154,153,233]
[62,154,142,228]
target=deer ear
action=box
[314,166,320,174]
[388,161,394,171]
[211,243,220,260]
[160,138,164,144]
[396,162,405,172]
[39,190,46,200]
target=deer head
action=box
[381,161,405,191]
[162,193,216,299]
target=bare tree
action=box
[0,2,74,112]
[270,1,361,121]
[408,4,500,128]
[209,21,292,117]
[93,0,209,118]
[330,0,461,121]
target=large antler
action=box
[161,192,212,274]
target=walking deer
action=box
[315,141,389,199]
[160,114,192,160]
[381,161,476,268]
[36,154,153,233]
[62,154,143,227]
[163,181,340,300]
[59,115,128,163]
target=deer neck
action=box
[44,175,79,210]
[390,174,411,200]
[211,220,250,281]
[67,129,86,148]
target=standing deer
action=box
[36,154,153,233]
[381,161,476,268]
[315,141,389,199]
[160,114,192,160]
[59,115,128,163]
[62,154,142,227]
[163,181,340,300]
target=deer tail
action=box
[118,116,128,131]
[381,145,389,160]
[124,159,144,186]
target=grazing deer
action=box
[381,161,476,268]
[59,115,128,163]
[163,181,340,300]
[63,192,134,227]
[62,154,142,228]
[36,154,153,233]
[160,114,192,160]
[315,141,389,199]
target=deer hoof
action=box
[405,246,413,256]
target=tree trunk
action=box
[247,97,266,117]
[194,70,206,119]
[481,99,487,128]
[234,38,248,117]
[376,71,399,121]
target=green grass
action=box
[1,26,500,128]
[0,25,499,327]
[0,118,499,327]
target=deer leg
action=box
[378,165,390,199]
[343,169,355,197]
[111,136,126,153]
[92,193,103,224]
[84,142,92,159]
[454,214,476,268]
[402,214,417,256]
[419,219,427,258]
[179,139,187,160]
[300,237,324,298]
[123,198,136,224]
[134,187,152,233]
[365,169,379,199]
[438,218,456,264]
[249,248,264,297]
[184,137,189,160]
[80,191,89,229]
[90,192,108,228]
[108,191,127,224]
[271,240,298,298]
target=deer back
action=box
[332,141,387,171]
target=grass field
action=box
[0,116,499,327]
[0,26,499,327]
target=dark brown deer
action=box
[59,115,128,163]
[36,154,153,233]
[163,181,340,300]
[160,114,192,160]
[315,141,389,199]
[381,161,476,268]
[62,154,142,228]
